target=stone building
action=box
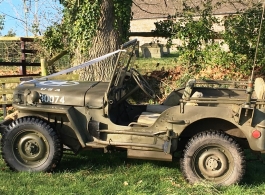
[130,0,260,56]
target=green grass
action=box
[133,55,179,72]
[1,150,265,195]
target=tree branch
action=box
[132,1,168,16]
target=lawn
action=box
[0,149,265,195]
[133,54,179,72]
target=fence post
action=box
[40,58,47,76]
[20,38,27,76]
[2,83,6,118]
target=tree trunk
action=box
[76,0,122,81]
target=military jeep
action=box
[1,39,265,186]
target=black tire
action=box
[180,131,245,186]
[1,117,63,172]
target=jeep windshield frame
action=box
[106,39,138,95]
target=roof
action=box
[131,0,260,19]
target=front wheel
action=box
[180,131,245,186]
[1,117,63,172]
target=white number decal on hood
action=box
[40,94,65,104]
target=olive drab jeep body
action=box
[1,39,265,185]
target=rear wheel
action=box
[180,131,245,186]
[1,117,62,172]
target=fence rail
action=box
[0,36,42,77]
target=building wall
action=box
[130,18,171,46]
[130,15,229,54]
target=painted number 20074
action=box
[40,94,65,104]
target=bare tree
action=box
[0,0,62,36]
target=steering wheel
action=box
[131,68,155,98]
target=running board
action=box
[127,149,172,162]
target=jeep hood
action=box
[13,80,109,107]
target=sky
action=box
[0,0,63,36]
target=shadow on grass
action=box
[241,150,265,185]
[56,149,179,173]
[56,148,265,186]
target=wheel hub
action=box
[206,156,219,170]
[25,141,39,155]
[198,148,229,178]
[13,131,49,165]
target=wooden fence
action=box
[0,37,69,118]
[0,37,44,78]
